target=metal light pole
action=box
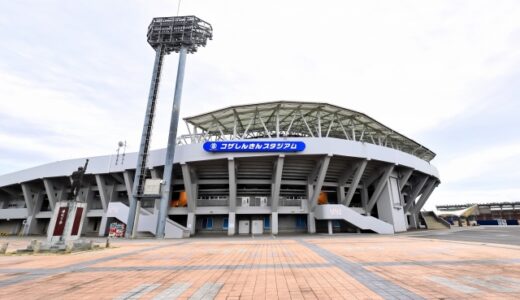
[156,46,187,238]
[126,16,212,238]
[126,45,165,238]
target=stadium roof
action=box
[182,101,436,162]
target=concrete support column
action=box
[95,175,109,236]
[98,213,108,237]
[409,213,419,229]
[328,220,333,235]
[412,180,438,214]
[309,155,331,210]
[337,186,345,204]
[306,184,314,208]
[271,212,278,235]
[366,165,395,212]
[21,184,38,235]
[228,212,236,236]
[43,179,57,210]
[361,187,369,214]
[150,169,161,218]
[228,158,236,212]
[95,175,108,211]
[81,186,93,234]
[344,160,368,206]
[29,192,44,235]
[187,212,196,235]
[182,163,197,213]
[307,212,316,234]
[399,169,414,192]
[404,176,429,213]
[271,155,284,212]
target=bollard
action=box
[105,238,110,248]
[32,241,41,254]
[0,242,8,254]
[65,241,74,253]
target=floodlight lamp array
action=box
[147,15,213,54]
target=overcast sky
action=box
[1,0,519,209]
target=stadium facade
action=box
[0,101,440,238]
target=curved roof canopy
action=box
[182,101,436,162]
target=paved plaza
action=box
[1,228,520,299]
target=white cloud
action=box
[439,143,520,183]
[1,0,520,207]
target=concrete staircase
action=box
[106,202,190,238]
[314,204,394,234]
[421,211,451,230]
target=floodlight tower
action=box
[126,16,212,238]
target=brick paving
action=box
[0,235,519,299]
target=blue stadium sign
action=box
[203,141,305,153]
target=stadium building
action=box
[0,101,440,238]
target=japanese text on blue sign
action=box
[203,141,305,152]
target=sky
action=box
[0,0,519,209]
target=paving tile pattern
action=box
[0,235,519,299]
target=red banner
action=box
[53,207,69,236]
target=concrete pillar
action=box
[404,176,429,213]
[411,180,437,214]
[228,159,236,212]
[361,187,369,214]
[337,186,345,204]
[345,160,368,206]
[187,212,196,235]
[271,155,284,212]
[366,165,395,212]
[271,212,278,235]
[409,213,419,229]
[182,164,197,213]
[95,175,108,211]
[96,175,109,237]
[228,212,236,236]
[328,220,333,235]
[43,179,57,210]
[99,216,108,236]
[21,184,40,235]
[81,186,93,234]
[307,212,316,234]
[309,155,331,210]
